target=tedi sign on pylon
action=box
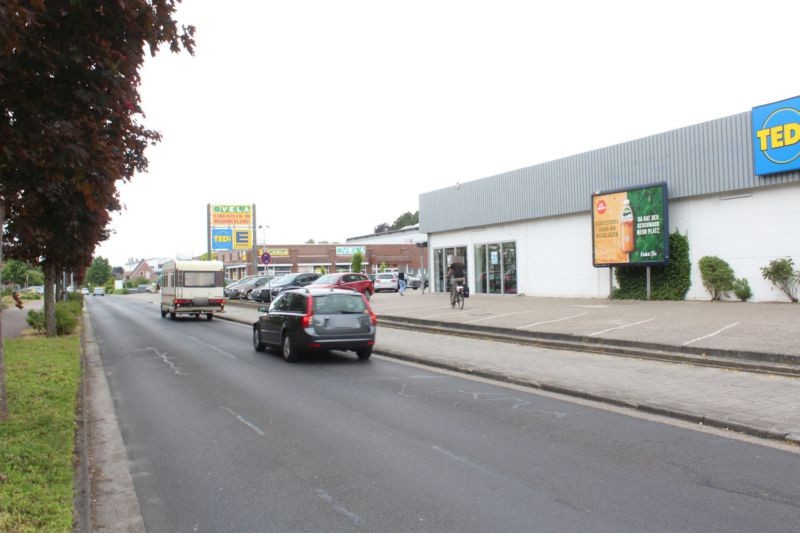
[752,95,800,176]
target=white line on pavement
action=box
[517,313,589,329]
[681,321,741,346]
[220,407,265,435]
[588,317,655,336]
[463,309,540,324]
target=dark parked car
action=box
[226,275,272,299]
[308,272,374,299]
[252,288,377,362]
[251,272,321,302]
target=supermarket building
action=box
[419,96,800,302]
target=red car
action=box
[309,273,375,300]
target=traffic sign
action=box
[261,252,272,265]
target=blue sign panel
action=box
[211,228,232,251]
[752,95,800,175]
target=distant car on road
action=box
[93,287,105,296]
[308,273,374,300]
[81,287,90,295]
[252,287,377,362]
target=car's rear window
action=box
[314,274,341,284]
[377,274,395,280]
[313,294,367,314]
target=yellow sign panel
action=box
[211,204,252,226]
[592,192,629,265]
[233,229,252,250]
[259,247,289,257]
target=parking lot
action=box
[366,290,800,357]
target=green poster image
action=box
[626,185,666,263]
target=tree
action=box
[390,211,419,230]
[1,259,28,286]
[698,256,735,301]
[351,251,363,273]
[373,223,390,234]
[305,238,316,244]
[85,256,112,286]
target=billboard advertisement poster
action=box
[210,204,253,226]
[211,228,233,251]
[752,95,800,176]
[233,228,252,250]
[592,182,669,267]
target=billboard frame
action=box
[591,181,670,268]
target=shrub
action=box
[613,232,692,300]
[761,257,799,303]
[732,278,752,301]
[698,256,735,300]
[26,300,82,335]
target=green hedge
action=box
[26,299,83,335]
[612,232,691,300]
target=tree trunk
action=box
[0,197,8,420]
[44,263,57,337]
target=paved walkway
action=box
[209,291,800,445]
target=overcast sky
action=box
[95,0,800,266]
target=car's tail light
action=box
[301,295,314,328]
[174,298,191,306]
[363,297,377,326]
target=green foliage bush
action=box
[698,256,735,300]
[612,232,691,300]
[732,278,752,301]
[760,257,799,303]
[26,300,82,335]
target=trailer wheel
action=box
[206,313,213,321]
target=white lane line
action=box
[316,489,364,526]
[588,317,655,336]
[219,407,265,436]
[682,321,741,346]
[517,313,589,329]
[463,309,540,324]
[189,336,238,360]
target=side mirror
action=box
[258,305,268,313]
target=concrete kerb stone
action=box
[377,315,800,375]
[214,313,800,446]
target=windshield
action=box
[313,293,366,314]
[313,274,341,284]
[272,274,297,287]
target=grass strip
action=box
[0,335,81,532]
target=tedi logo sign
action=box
[752,95,800,176]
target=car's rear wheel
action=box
[282,333,300,362]
[206,313,213,321]
[356,347,372,360]
[253,327,266,352]
[169,311,176,320]
[160,308,167,318]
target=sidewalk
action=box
[216,291,800,445]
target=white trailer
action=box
[160,260,226,320]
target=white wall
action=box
[429,182,800,302]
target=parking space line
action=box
[517,313,589,329]
[464,309,540,324]
[682,321,741,346]
[589,317,655,336]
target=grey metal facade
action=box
[419,111,800,234]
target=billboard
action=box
[233,228,252,250]
[211,228,233,251]
[210,204,253,226]
[752,95,800,176]
[592,182,669,267]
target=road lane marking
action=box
[463,309,540,324]
[682,321,741,346]
[189,336,238,360]
[588,317,655,336]
[316,489,364,526]
[517,313,589,329]
[219,407,265,436]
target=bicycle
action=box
[450,283,465,310]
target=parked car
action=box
[308,272,375,299]
[226,275,272,300]
[251,273,321,302]
[81,287,90,295]
[406,276,422,289]
[373,272,399,292]
[93,287,105,296]
[252,287,377,362]
[224,275,260,297]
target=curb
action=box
[215,313,799,446]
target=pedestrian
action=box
[397,271,406,295]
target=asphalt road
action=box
[87,295,800,532]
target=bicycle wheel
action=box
[450,292,456,309]
[457,291,465,309]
